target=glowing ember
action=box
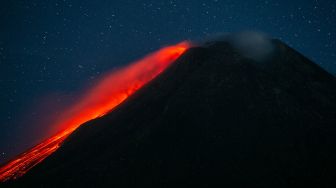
[0,41,190,182]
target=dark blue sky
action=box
[0,0,335,163]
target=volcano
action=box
[4,39,336,187]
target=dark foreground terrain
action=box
[7,39,336,187]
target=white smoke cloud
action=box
[229,31,274,61]
[201,31,275,62]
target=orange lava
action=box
[0,41,190,182]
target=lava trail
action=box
[0,41,190,182]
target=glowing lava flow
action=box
[0,41,190,182]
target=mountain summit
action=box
[8,39,336,187]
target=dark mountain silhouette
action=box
[8,39,336,187]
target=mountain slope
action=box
[10,40,336,187]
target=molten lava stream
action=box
[0,42,190,182]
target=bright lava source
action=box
[0,41,190,182]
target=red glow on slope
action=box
[0,41,190,182]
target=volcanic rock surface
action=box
[8,40,336,187]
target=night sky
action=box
[0,0,335,163]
